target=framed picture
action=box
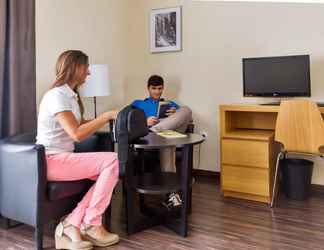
[150,6,182,53]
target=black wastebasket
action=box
[281,158,314,200]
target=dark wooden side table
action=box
[126,132,205,237]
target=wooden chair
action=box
[271,99,324,207]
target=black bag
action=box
[114,105,148,177]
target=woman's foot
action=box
[55,221,93,250]
[81,224,119,247]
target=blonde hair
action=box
[51,50,89,116]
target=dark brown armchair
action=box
[0,131,114,250]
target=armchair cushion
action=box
[48,131,114,201]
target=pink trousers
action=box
[46,152,119,228]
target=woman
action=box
[36,50,119,250]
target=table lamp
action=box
[79,64,111,118]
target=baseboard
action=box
[192,169,220,183]
[311,184,324,196]
[192,171,324,196]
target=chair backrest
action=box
[114,105,149,176]
[275,99,324,154]
[4,132,36,143]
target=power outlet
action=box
[201,131,208,139]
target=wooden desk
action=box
[219,104,324,204]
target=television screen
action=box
[243,55,311,97]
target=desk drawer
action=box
[221,139,269,168]
[222,164,269,197]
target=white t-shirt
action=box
[36,84,82,154]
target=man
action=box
[132,75,192,132]
[132,75,192,209]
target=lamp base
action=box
[94,96,97,119]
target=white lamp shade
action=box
[79,64,111,97]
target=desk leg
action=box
[165,145,190,237]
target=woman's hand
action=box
[147,116,158,126]
[55,109,119,142]
[102,110,119,122]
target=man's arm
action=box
[169,101,180,110]
[166,101,180,116]
[132,99,158,126]
[150,106,192,133]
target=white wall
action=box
[123,0,324,184]
[36,0,324,184]
[36,0,134,118]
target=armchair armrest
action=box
[0,137,47,226]
[74,131,114,153]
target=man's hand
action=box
[147,116,158,126]
[166,107,177,116]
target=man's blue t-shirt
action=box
[131,97,179,118]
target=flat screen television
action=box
[243,55,311,97]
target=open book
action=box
[156,130,187,139]
[158,101,173,119]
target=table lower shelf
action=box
[127,173,182,195]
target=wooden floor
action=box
[2,178,324,250]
